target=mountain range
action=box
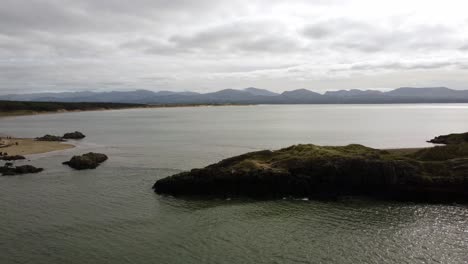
[2,87,468,104]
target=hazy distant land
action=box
[2,87,468,105]
[0,101,151,117]
[0,100,248,117]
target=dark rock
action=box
[1,164,43,176]
[35,134,65,142]
[63,131,86,139]
[1,155,26,161]
[427,132,468,145]
[153,136,468,203]
[14,165,44,174]
[63,152,108,170]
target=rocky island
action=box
[35,131,86,142]
[153,132,468,202]
[63,131,86,139]
[63,152,108,170]
[35,134,66,142]
[1,163,43,176]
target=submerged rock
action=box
[1,155,26,161]
[63,152,108,170]
[63,131,86,139]
[1,164,43,176]
[153,134,468,202]
[35,134,65,142]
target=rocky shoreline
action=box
[0,131,108,175]
[153,132,468,202]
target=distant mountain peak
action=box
[386,87,462,97]
[282,88,320,96]
[243,87,278,96]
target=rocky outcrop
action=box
[63,131,86,139]
[35,134,65,142]
[153,134,468,202]
[1,164,43,176]
[62,152,108,170]
[1,155,26,161]
[427,132,468,144]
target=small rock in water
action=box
[1,155,26,161]
[63,152,108,170]
[63,131,86,139]
[1,164,43,176]
[35,135,65,142]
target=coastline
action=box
[0,107,148,119]
[0,103,250,156]
[2,102,467,119]
[0,103,250,118]
[0,137,75,156]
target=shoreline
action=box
[0,103,251,119]
[0,137,75,156]
[2,102,468,119]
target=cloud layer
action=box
[1,0,468,94]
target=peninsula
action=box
[154,132,468,202]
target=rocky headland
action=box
[153,132,468,202]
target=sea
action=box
[1,104,467,264]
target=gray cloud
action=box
[349,61,459,71]
[460,43,468,50]
[303,19,457,53]
[1,0,468,94]
[120,20,306,56]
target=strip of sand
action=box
[0,138,74,156]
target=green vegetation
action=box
[0,100,146,116]
[412,143,468,161]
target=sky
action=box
[1,0,468,95]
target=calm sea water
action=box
[1,104,467,264]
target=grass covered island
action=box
[154,132,468,202]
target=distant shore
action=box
[0,101,250,118]
[0,137,74,155]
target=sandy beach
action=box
[0,137,74,156]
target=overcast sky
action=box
[1,0,468,94]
